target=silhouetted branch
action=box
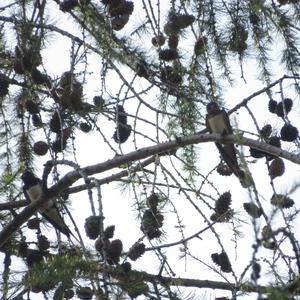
[0,132,297,247]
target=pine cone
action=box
[210,211,232,222]
[95,237,110,253]
[104,225,115,239]
[146,193,160,211]
[251,262,261,281]
[31,68,49,84]
[211,251,232,273]
[168,13,195,30]
[18,241,28,257]
[0,74,9,96]
[32,114,43,127]
[121,261,132,272]
[269,158,285,179]
[111,14,130,31]
[76,287,93,300]
[108,1,134,17]
[27,217,40,230]
[141,209,164,239]
[136,61,149,78]
[26,249,44,267]
[271,194,294,208]
[218,251,232,273]
[93,96,105,109]
[249,148,266,159]
[215,192,231,215]
[38,235,50,251]
[194,36,208,55]
[151,34,166,47]
[260,124,272,140]
[84,216,101,239]
[261,225,272,240]
[276,98,293,117]
[142,210,164,228]
[25,100,40,114]
[269,136,281,148]
[168,34,179,49]
[159,48,179,61]
[64,289,75,299]
[113,124,132,143]
[268,99,277,114]
[115,105,127,125]
[280,124,298,142]
[80,122,92,133]
[161,66,182,86]
[243,203,263,218]
[106,239,123,264]
[128,242,146,261]
[33,141,49,156]
[217,163,233,176]
[50,112,62,133]
[60,0,79,12]
[263,240,277,250]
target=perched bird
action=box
[206,102,249,186]
[21,170,72,237]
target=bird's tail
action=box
[219,144,252,188]
[228,162,252,188]
[41,200,72,237]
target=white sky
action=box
[1,1,300,300]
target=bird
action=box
[206,102,249,185]
[21,170,72,237]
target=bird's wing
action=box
[22,172,73,237]
[206,108,245,180]
[206,114,212,132]
[23,186,31,203]
[215,143,244,179]
[221,110,233,134]
[41,201,71,237]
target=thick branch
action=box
[0,133,298,247]
[51,133,300,196]
[137,271,300,295]
[139,272,266,294]
[0,194,51,247]
[67,155,157,194]
[0,200,29,210]
[103,266,271,295]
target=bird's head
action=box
[206,102,220,114]
[21,170,36,184]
